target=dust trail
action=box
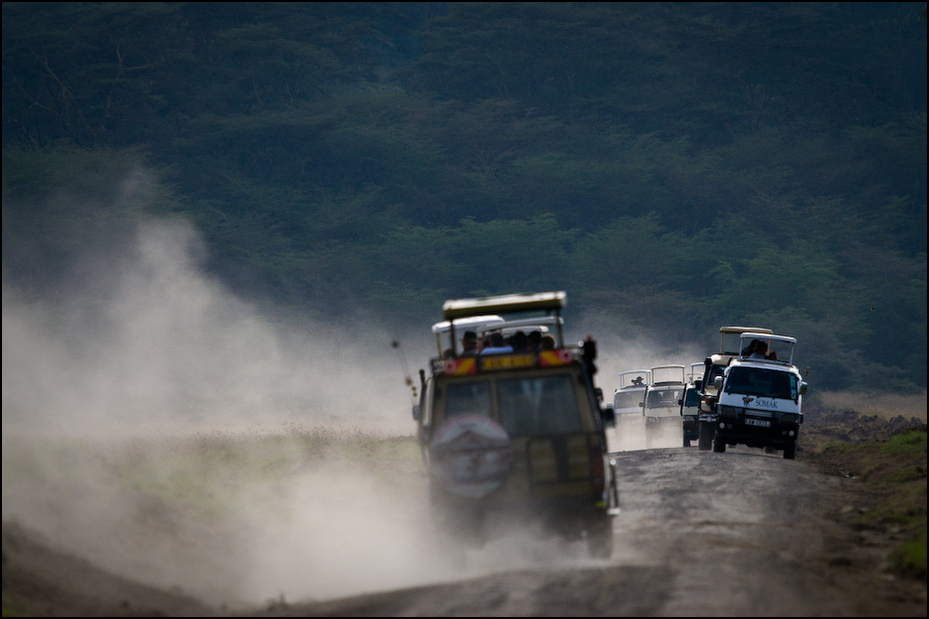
[2,217,427,438]
[0,209,609,607]
[3,168,720,605]
[1,208,446,605]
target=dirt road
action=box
[250,445,924,617]
[3,436,925,617]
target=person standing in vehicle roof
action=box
[749,340,769,360]
[527,330,543,352]
[510,330,529,353]
[461,331,479,355]
[480,331,514,355]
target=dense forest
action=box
[2,2,926,392]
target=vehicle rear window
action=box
[445,381,492,418]
[497,374,582,436]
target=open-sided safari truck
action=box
[412,291,619,559]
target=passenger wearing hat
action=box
[461,331,479,355]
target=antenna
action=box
[391,340,417,400]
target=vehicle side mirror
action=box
[595,387,604,403]
[799,382,808,396]
[412,404,421,421]
[714,376,723,389]
[677,399,683,406]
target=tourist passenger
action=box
[480,332,514,355]
[749,340,769,360]
[460,331,479,355]
[527,330,543,352]
[510,330,529,353]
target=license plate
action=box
[745,418,771,428]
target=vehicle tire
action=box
[783,442,796,460]
[698,422,713,451]
[586,518,613,560]
[713,436,726,453]
[683,437,691,447]
[765,445,776,454]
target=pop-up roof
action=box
[439,291,567,354]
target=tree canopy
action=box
[3,2,927,392]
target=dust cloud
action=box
[2,218,422,438]
[1,209,452,605]
[1,209,607,607]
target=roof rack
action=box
[439,291,567,355]
[617,369,651,390]
[688,362,704,384]
[650,364,686,386]
[738,332,797,365]
[442,291,566,320]
[718,326,773,355]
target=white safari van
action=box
[644,364,685,448]
[711,332,809,459]
[698,326,773,450]
[611,370,650,449]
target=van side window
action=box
[684,388,701,407]
[781,373,798,400]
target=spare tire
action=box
[429,415,513,498]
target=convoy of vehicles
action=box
[697,326,774,450]
[407,303,809,562]
[711,332,808,459]
[643,364,685,448]
[412,291,619,559]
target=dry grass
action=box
[818,390,927,423]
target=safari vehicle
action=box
[697,326,774,451]
[679,363,703,447]
[612,370,650,446]
[711,332,808,460]
[413,291,619,559]
[644,364,685,449]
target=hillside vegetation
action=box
[2,2,926,393]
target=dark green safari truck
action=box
[412,291,619,559]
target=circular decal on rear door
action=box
[429,415,513,498]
